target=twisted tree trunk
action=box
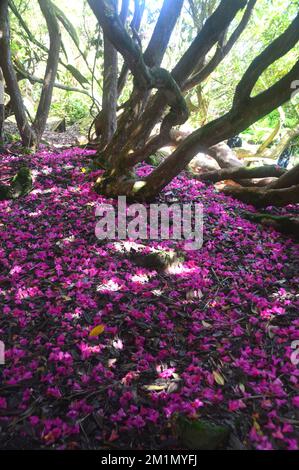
[86,1,299,206]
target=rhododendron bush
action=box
[0,148,298,450]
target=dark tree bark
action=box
[91,0,145,145]
[143,0,184,68]
[119,0,248,165]
[119,0,129,24]
[117,0,145,95]
[99,0,119,149]
[138,20,299,200]
[0,0,61,147]
[91,0,248,175]
[88,0,188,171]
[100,35,118,148]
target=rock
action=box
[175,416,230,450]
[188,153,220,174]
[129,248,185,272]
[75,135,89,146]
[52,118,66,133]
[209,143,244,169]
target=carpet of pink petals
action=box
[0,147,298,450]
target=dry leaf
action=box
[89,324,105,337]
[213,370,225,386]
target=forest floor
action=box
[0,147,298,450]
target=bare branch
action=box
[184,0,257,91]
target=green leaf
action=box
[52,4,80,48]
[65,64,89,86]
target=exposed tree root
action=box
[222,184,299,208]
[243,212,299,239]
[197,164,285,184]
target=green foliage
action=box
[51,95,90,125]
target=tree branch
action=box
[143,0,184,68]
[14,63,95,99]
[138,54,299,198]
[222,184,299,208]
[101,0,118,148]
[117,0,145,95]
[8,0,90,88]
[119,0,129,24]
[184,0,257,91]
[121,0,248,159]
[88,0,189,156]
[268,163,299,189]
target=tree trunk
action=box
[100,33,118,148]
[0,67,4,145]
[0,0,36,147]
[33,0,61,143]
[90,0,248,173]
